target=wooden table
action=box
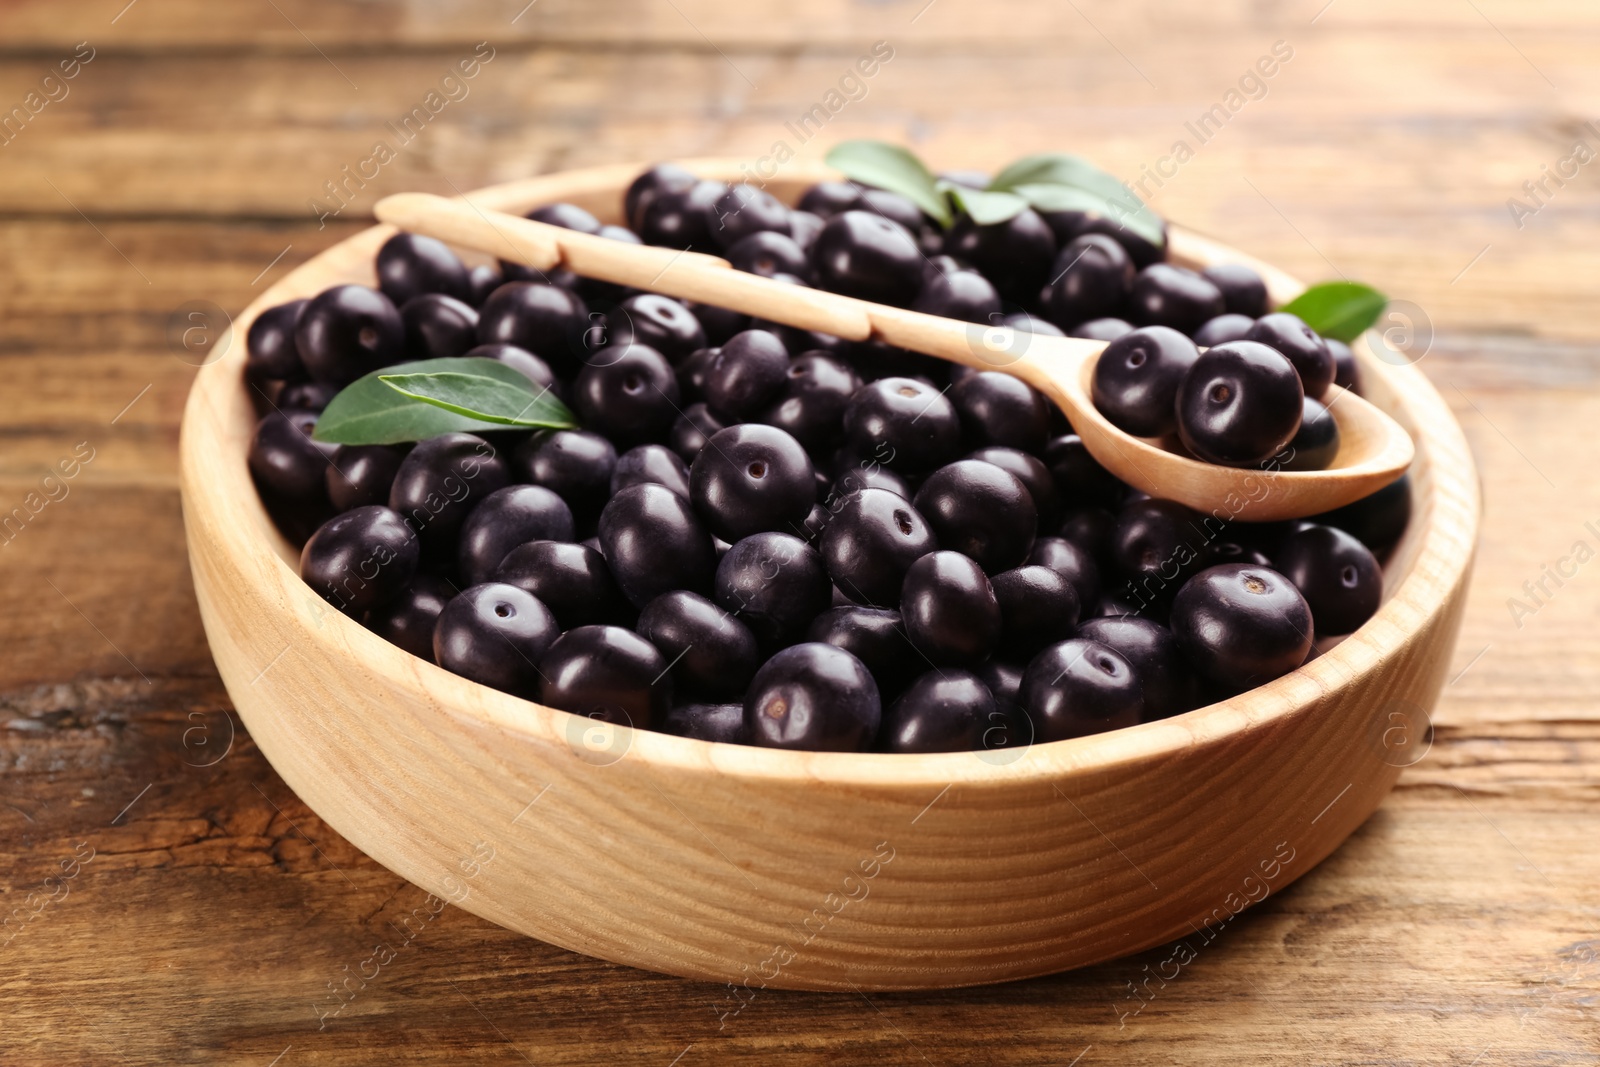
[2,1,1597,1062]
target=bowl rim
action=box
[183,158,1480,792]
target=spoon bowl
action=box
[374,191,1413,520]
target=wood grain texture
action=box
[1,0,1597,1061]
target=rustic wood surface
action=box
[0,0,1595,1062]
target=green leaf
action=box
[1279,281,1389,342]
[312,357,576,445]
[825,140,952,227]
[988,152,1167,249]
[940,182,1030,226]
[379,370,572,428]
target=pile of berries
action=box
[244,161,1409,754]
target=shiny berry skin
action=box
[366,573,454,659]
[638,590,760,699]
[827,458,913,503]
[1090,326,1201,438]
[246,299,308,381]
[1245,312,1335,399]
[1070,317,1136,342]
[687,301,750,346]
[388,432,511,552]
[467,264,502,307]
[611,443,691,499]
[528,202,602,234]
[1041,209,1167,270]
[1176,341,1304,467]
[708,183,791,248]
[966,446,1057,529]
[1055,509,1116,565]
[1077,614,1197,720]
[675,346,718,403]
[1271,524,1381,635]
[950,371,1051,454]
[662,702,747,744]
[743,643,881,752]
[798,180,861,218]
[805,606,917,699]
[811,211,924,306]
[598,483,717,608]
[517,429,616,520]
[277,381,338,413]
[249,410,332,504]
[879,670,994,753]
[326,444,405,512]
[1131,264,1226,335]
[401,293,479,360]
[457,485,575,585]
[689,424,816,543]
[1043,433,1124,508]
[1309,474,1411,560]
[900,550,1001,667]
[975,658,1024,709]
[913,460,1037,574]
[820,487,936,607]
[913,270,1002,325]
[460,343,557,395]
[434,583,559,697]
[639,179,726,252]
[295,284,406,385]
[300,505,420,615]
[787,210,824,253]
[856,188,927,233]
[715,532,831,648]
[1328,338,1360,394]
[992,564,1080,659]
[626,163,698,231]
[1170,564,1313,692]
[1002,311,1065,338]
[1027,535,1103,607]
[1039,234,1134,329]
[475,282,590,373]
[1193,313,1255,348]
[493,542,623,634]
[1018,638,1143,742]
[669,402,726,465]
[606,294,707,364]
[702,329,789,420]
[943,207,1056,303]
[376,233,471,306]
[572,344,681,447]
[757,353,859,453]
[1284,396,1340,471]
[1201,263,1270,318]
[539,624,671,728]
[1111,498,1206,599]
[842,377,963,476]
[727,231,810,280]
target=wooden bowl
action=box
[179,161,1479,992]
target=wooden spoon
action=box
[374,192,1413,522]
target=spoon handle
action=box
[373,192,1103,377]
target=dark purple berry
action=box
[539,624,671,728]
[638,590,760,699]
[743,643,881,752]
[366,573,454,659]
[401,293,479,359]
[1091,325,1201,438]
[434,583,558,698]
[1176,341,1304,466]
[714,532,831,648]
[495,539,627,629]
[295,284,406,385]
[326,444,405,512]
[690,424,816,542]
[950,371,1052,453]
[879,670,994,753]
[812,211,923,306]
[1018,638,1143,741]
[1170,564,1313,692]
[1039,234,1133,329]
[457,484,575,585]
[1131,264,1226,335]
[598,483,717,608]
[1271,524,1381,635]
[900,551,1000,667]
[1077,614,1197,720]
[605,294,707,364]
[820,487,937,607]
[376,233,470,306]
[572,344,681,447]
[913,459,1037,574]
[702,329,789,420]
[1245,312,1335,398]
[300,505,420,615]
[842,377,963,476]
[246,300,308,381]
[1202,263,1270,318]
[388,432,511,552]
[991,564,1080,658]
